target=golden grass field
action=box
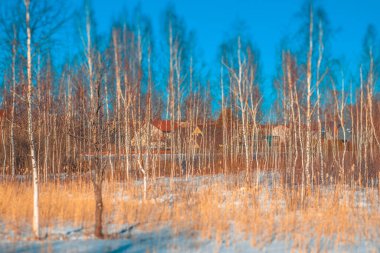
[1,173,380,251]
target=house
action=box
[191,126,203,136]
[187,125,204,150]
[272,125,289,143]
[178,126,202,151]
[132,118,215,153]
[132,120,179,150]
[152,119,179,133]
[178,121,204,137]
[321,122,351,142]
[251,124,282,147]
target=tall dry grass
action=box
[0,175,379,250]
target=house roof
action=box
[151,120,179,133]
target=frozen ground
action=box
[0,225,289,253]
[1,227,379,253]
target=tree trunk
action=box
[305,4,314,189]
[25,0,39,239]
[10,24,17,178]
[93,179,104,239]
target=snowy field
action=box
[1,227,379,253]
[1,172,380,252]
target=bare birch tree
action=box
[305,4,314,189]
[23,0,39,238]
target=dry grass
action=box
[0,175,379,250]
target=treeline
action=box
[0,0,379,189]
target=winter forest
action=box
[1,0,380,252]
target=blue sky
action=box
[85,0,380,68]
[67,0,380,114]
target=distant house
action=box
[338,127,351,142]
[132,120,179,150]
[178,121,204,137]
[321,122,351,142]
[272,125,289,143]
[253,124,285,147]
[132,119,213,153]
[181,122,212,151]
[191,126,203,137]
[152,119,179,133]
[306,122,352,144]
[320,127,334,141]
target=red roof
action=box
[152,120,179,132]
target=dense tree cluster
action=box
[0,0,379,237]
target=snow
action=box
[2,228,378,253]
[0,228,194,253]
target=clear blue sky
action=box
[69,0,380,113]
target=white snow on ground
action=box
[1,228,379,253]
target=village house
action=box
[132,119,205,152]
[132,120,179,150]
[271,125,289,143]
[309,121,352,143]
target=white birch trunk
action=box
[305,5,314,189]
[24,0,39,238]
[10,24,17,178]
